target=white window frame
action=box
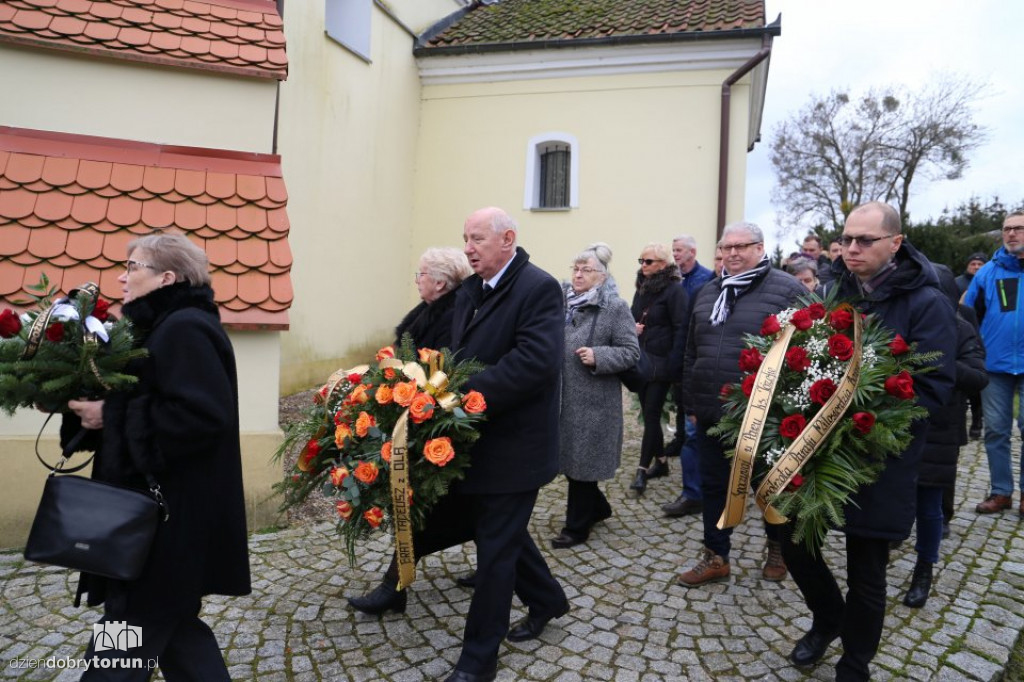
[523,132,579,210]
[325,0,372,62]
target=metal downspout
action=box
[717,33,773,239]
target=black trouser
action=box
[780,527,890,682]
[562,477,612,540]
[968,391,983,427]
[81,599,228,681]
[663,384,686,458]
[638,380,671,468]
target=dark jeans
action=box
[82,600,228,681]
[915,485,944,564]
[638,380,671,469]
[562,477,612,540]
[695,424,780,560]
[781,527,890,682]
[666,385,701,500]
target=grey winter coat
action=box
[559,280,640,481]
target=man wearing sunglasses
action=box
[781,201,956,681]
[963,210,1024,518]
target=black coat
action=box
[832,242,957,538]
[684,268,806,425]
[631,265,689,378]
[394,287,458,350]
[451,247,563,494]
[66,283,251,613]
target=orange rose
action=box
[355,411,376,437]
[409,393,436,424]
[384,367,396,380]
[363,506,384,528]
[334,423,353,447]
[376,346,396,361]
[354,461,379,484]
[423,437,455,467]
[418,347,438,363]
[375,384,394,405]
[393,380,418,407]
[381,441,392,463]
[329,466,349,487]
[335,500,353,520]
[344,383,371,406]
[462,390,487,414]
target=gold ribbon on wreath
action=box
[379,350,460,589]
[718,305,864,530]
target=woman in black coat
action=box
[348,246,472,615]
[901,267,988,608]
[629,243,689,494]
[66,232,249,680]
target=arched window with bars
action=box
[524,133,579,210]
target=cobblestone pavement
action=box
[2,434,1023,681]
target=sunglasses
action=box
[839,235,894,248]
[637,258,663,266]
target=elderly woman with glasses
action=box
[347,246,473,615]
[629,242,690,494]
[552,243,640,548]
[64,231,250,679]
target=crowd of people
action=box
[57,203,1024,681]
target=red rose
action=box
[779,414,807,439]
[786,473,805,491]
[884,371,915,400]
[852,412,876,434]
[828,334,854,361]
[785,346,811,372]
[760,315,781,336]
[92,298,111,322]
[741,375,756,397]
[791,309,814,331]
[889,334,910,356]
[806,303,826,320]
[720,383,732,399]
[45,322,64,342]
[809,378,837,405]
[829,309,853,330]
[0,309,22,338]
[347,372,363,383]
[738,348,764,372]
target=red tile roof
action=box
[421,0,766,49]
[0,126,292,329]
[0,0,287,80]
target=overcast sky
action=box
[746,0,1024,253]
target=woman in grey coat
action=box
[553,244,641,548]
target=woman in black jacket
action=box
[629,243,689,494]
[348,246,472,615]
[901,267,988,608]
[66,231,250,680]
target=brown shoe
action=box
[762,539,787,582]
[677,548,730,587]
[976,494,1012,514]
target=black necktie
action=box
[482,283,493,297]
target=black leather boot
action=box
[902,560,933,608]
[629,467,647,494]
[646,457,669,479]
[348,579,407,615]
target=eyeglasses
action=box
[839,234,894,248]
[718,241,762,254]
[414,272,427,281]
[637,258,663,266]
[571,266,599,274]
[1002,225,1024,234]
[125,259,158,274]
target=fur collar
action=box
[634,263,682,295]
[122,282,219,339]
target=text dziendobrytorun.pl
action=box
[8,656,159,671]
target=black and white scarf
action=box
[710,255,772,326]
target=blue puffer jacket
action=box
[963,247,1024,375]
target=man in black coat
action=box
[443,206,568,682]
[783,202,956,681]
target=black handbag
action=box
[24,422,168,581]
[584,308,653,392]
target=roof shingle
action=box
[0,126,292,329]
[0,0,287,80]
[423,0,765,49]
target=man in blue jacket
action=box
[443,206,568,682]
[963,210,1024,517]
[782,202,956,681]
